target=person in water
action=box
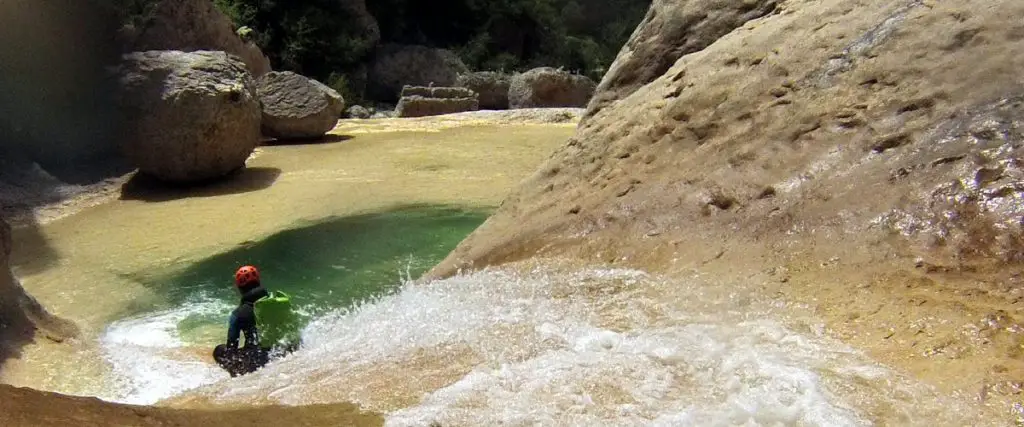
[213,265,302,377]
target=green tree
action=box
[213,0,377,80]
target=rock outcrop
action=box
[395,86,479,118]
[455,71,511,110]
[585,0,779,117]
[125,0,272,77]
[429,0,1024,413]
[0,216,77,363]
[346,105,372,119]
[116,50,261,183]
[257,71,345,140]
[508,67,596,109]
[367,44,469,102]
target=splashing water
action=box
[98,264,988,425]
[98,296,233,405]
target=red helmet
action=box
[234,265,260,287]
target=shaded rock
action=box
[367,44,469,102]
[125,0,272,77]
[508,67,597,109]
[346,105,372,119]
[400,86,476,99]
[257,71,345,139]
[0,215,78,361]
[0,1,128,184]
[396,96,480,118]
[116,50,261,183]
[337,0,381,51]
[455,71,512,109]
[586,0,779,117]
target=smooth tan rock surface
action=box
[429,0,1024,415]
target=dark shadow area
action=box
[119,166,282,202]
[7,222,61,277]
[118,204,491,340]
[261,134,354,146]
[0,216,79,372]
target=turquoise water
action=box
[123,204,489,345]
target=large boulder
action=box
[508,67,596,109]
[257,71,345,140]
[116,50,261,183]
[125,0,272,77]
[455,71,511,110]
[427,0,1024,410]
[367,44,469,102]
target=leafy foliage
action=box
[107,0,651,97]
[214,0,649,82]
[366,0,649,79]
[213,0,378,79]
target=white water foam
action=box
[98,297,234,405]
[133,265,984,426]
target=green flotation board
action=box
[253,290,302,351]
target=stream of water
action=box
[98,264,987,426]
[3,122,1003,425]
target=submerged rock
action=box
[508,67,596,109]
[116,50,261,183]
[257,71,345,139]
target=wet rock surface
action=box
[428,0,1024,419]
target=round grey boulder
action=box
[257,71,345,140]
[117,50,261,183]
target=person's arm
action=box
[226,311,242,350]
[243,321,259,349]
[232,305,257,348]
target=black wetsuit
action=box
[213,283,270,377]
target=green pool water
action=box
[124,204,489,345]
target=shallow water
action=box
[111,264,987,426]
[2,120,1003,425]
[2,123,572,397]
[127,205,488,344]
